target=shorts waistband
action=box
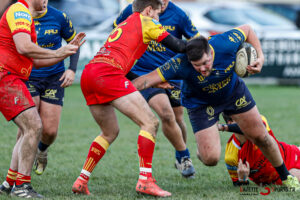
[89,57,124,72]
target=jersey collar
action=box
[18,0,29,8]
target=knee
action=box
[251,133,270,148]
[160,112,176,125]
[27,120,43,139]
[197,151,220,166]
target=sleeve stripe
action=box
[156,68,166,82]
[65,31,76,42]
[113,19,118,28]
[234,28,247,41]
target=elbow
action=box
[15,44,31,56]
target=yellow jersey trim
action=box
[156,68,166,82]
[139,130,155,143]
[209,44,215,63]
[66,31,76,42]
[234,28,247,41]
[94,136,110,150]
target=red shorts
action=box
[281,142,300,170]
[0,72,35,121]
[81,63,137,105]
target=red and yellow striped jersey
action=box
[91,12,169,75]
[0,0,36,79]
[225,115,284,185]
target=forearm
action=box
[161,35,186,53]
[132,70,163,90]
[33,56,67,69]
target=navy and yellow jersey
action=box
[114,2,199,82]
[157,28,246,109]
[30,6,76,77]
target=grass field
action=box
[1,84,300,200]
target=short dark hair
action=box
[186,36,210,62]
[132,0,163,13]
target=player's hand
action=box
[237,159,250,182]
[70,32,86,47]
[60,69,75,88]
[155,82,174,89]
[56,44,79,58]
[217,124,227,132]
[247,57,264,75]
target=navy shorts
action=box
[140,81,181,107]
[25,72,64,106]
[187,80,256,133]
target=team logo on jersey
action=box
[125,81,129,88]
[44,29,58,35]
[235,95,251,109]
[206,106,215,120]
[225,61,235,73]
[163,25,175,31]
[42,89,58,100]
[14,11,32,22]
[233,32,242,41]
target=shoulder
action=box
[167,2,186,16]
[48,6,69,21]
[7,3,32,22]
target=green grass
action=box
[1,85,300,199]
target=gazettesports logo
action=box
[14,11,32,22]
[240,186,295,196]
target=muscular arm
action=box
[32,32,86,68]
[13,33,78,59]
[161,35,186,53]
[132,70,164,90]
[238,24,264,74]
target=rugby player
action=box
[24,0,80,176]
[72,0,188,197]
[222,114,300,186]
[132,24,300,189]
[0,0,84,198]
[114,0,199,178]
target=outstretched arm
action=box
[132,69,164,91]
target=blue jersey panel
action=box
[31,6,76,77]
[158,29,246,109]
[115,2,199,83]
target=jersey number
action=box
[108,22,127,43]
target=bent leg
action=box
[231,106,283,167]
[195,124,221,166]
[148,94,186,151]
[13,107,42,176]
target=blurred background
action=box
[1,0,300,85]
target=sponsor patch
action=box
[14,11,31,22]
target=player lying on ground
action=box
[132,24,300,190]
[221,113,300,186]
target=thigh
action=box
[111,91,156,127]
[148,93,175,119]
[13,106,41,133]
[39,101,62,133]
[231,106,266,139]
[0,74,35,121]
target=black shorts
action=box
[26,72,64,106]
[187,80,256,133]
[140,81,182,107]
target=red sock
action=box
[137,130,155,178]
[80,135,109,181]
[6,168,17,186]
[15,172,31,186]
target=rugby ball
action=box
[235,43,257,78]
